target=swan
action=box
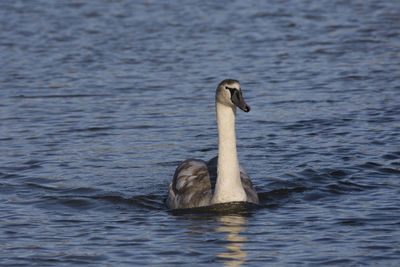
[168,79,259,209]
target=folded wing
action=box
[168,159,212,209]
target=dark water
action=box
[1,0,400,265]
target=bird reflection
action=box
[215,215,248,267]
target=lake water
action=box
[1,0,400,266]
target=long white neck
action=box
[212,102,247,204]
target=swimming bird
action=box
[168,79,259,209]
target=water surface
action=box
[1,0,400,266]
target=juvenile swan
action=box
[168,79,259,209]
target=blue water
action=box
[1,0,400,266]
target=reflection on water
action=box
[216,215,248,267]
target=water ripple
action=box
[1,0,399,265]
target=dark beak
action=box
[231,90,251,112]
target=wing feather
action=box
[239,165,259,204]
[168,159,212,209]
